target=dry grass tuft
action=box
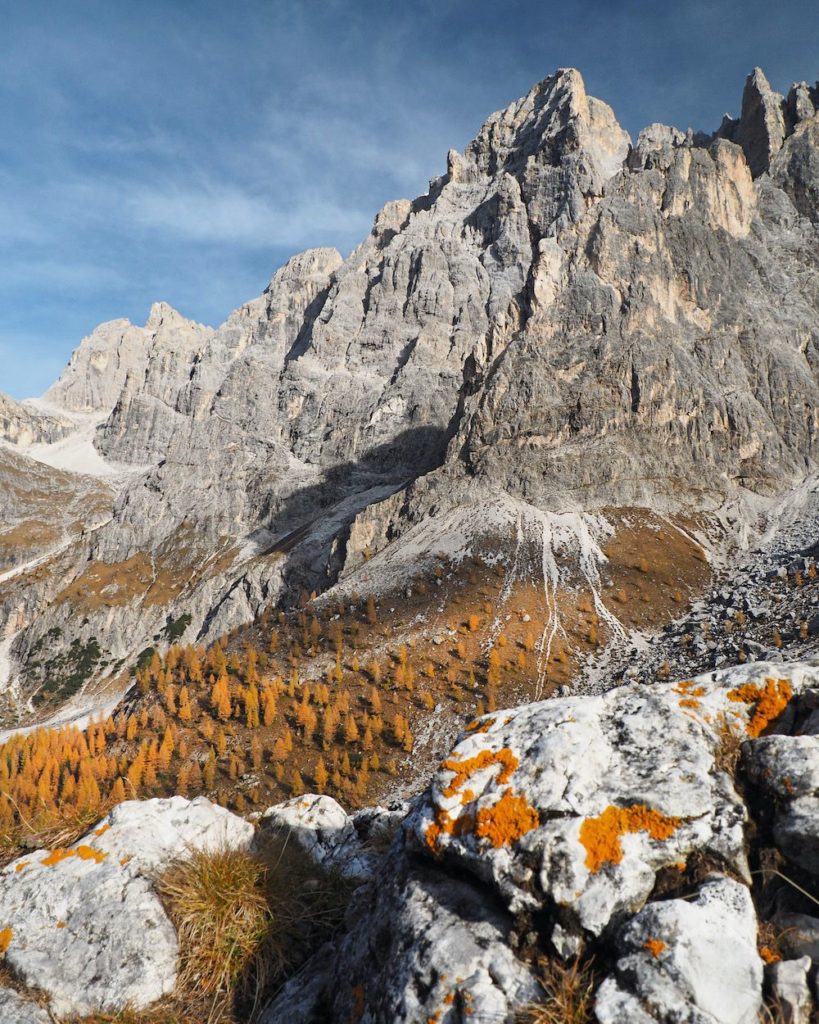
[517,956,596,1024]
[155,831,351,1023]
[713,717,744,778]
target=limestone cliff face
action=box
[2,66,819,720]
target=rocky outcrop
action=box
[44,303,214,417]
[0,393,72,447]
[1,662,817,1021]
[259,660,819,1023]
[262,851,541,1024]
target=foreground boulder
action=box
[595,875,763,1023]
[409,662,814,950]
[260,662,819,1022]
[0,796,253,1017]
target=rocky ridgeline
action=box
[1,65,819,718]
[1,660,818,1023]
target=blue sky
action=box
[2,0,817,398]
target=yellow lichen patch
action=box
[441,747,519,798]
[579,805,683,874]
[461,789,476,805]
[760,946,781,965]
[679,698,701,710]
[674,681,706,697]
[644,938,666,957]
[75,845,107,864]
[727,678,793,738]
[465,717,495,735]
[56,921,66,929]
[474,789,540,849]
[0,927,12,955]
[14,861,30,873]
[94,824,111,836]
[41,848,74,868]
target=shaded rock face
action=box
[4,64,819,715]
[262,851,540,1024]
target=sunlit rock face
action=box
[2,65,819,720]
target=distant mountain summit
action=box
[1,65,818,728]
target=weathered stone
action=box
[409,663,816,942]
[260,794,374,879]
[262,852,539,1024]
[767,957,813,1024]
[0,796,253,1017]
[743,734,819,874]
[0,989,52,1024]
[773,912,819,961]
[595,875,763,1024]
[735,67,787,177]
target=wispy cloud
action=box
[2,0,819,399]
[125,182,373,249]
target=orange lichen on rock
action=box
[41,845,107,868]
[674,681,706,697]
[425,807,476,853]
[56,921,66,929]
[351,982,366,1023]
[644,938,666,957]
[474,789,540,849]
[579,804,683,873]
[94,824,111,836]
[0,927,12,955]
[441,747,518,798]
[14,861,30,873]
[461,789,476,805]
[759,946,781,965]
[75,845,107,864]
[41,848,75,868]
[727,677,793,737]
[465,717,495,735]
[679,698,701,710]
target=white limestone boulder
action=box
[260,794,374,879]
[766,957,813,1024]
[595,875,763,1024]
[409,663,815,948]
[0,796,253,1018]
